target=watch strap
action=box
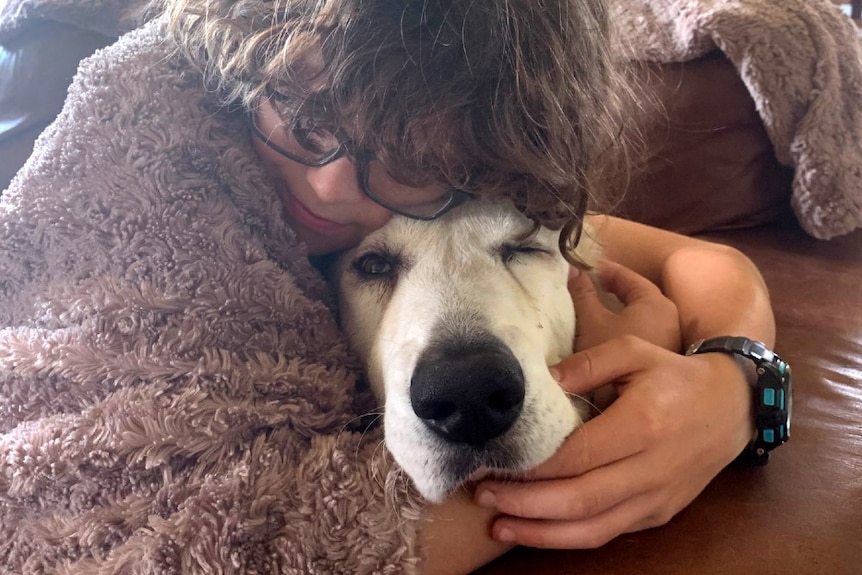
[686,336,777,365]
[686,336,792,465]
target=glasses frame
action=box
[247,111,470,221]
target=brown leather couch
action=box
[2,25,859,575]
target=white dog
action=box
[334,199,596,502]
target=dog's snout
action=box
[410,338,525,447]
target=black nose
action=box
[410,336,525,447]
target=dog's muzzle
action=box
[410,335,525,448]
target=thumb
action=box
[596,260,663,307]
[550,336,651,395]
[567,265,607,325]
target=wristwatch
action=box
[686,336,792,465]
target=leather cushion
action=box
[617,51,794,234]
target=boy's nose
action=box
[306,157,366,204]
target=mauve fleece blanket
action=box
[0,14,422,575]
[2,0,862,573]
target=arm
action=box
[419,491,514,575]
[590,214,775,347]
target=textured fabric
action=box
[614,0,862,240]
[0,17,422,575]
[0,0,154,39]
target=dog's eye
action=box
[354,253,396,277]
[500,243,550,264]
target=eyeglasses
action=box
[247,110,470,220]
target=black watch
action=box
[686,336,792,465]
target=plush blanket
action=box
[0,14,422,575]
[1,0,861,574]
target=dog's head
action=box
[333,199,587,501]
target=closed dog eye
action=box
[499,243,553,264]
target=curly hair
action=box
[163,0,637,251]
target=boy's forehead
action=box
[275,47,327,93]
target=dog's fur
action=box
[334,199,596,502]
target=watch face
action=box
[754,360,792,451]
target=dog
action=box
[333,199,597,502]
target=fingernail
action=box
[568,266,581,279]
[495,526,516,543]
[549,366,562,382]
[476,488,497,508]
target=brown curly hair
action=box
[163,0,637,251]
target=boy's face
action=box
[251,101,394,255]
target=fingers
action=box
[551,335,657,396]
[476,455,652,522]
[597,260,664,306]
[487,489,669,549]
[523,400,647,479]
[566,261,680,352]
[481,453,704,550]
[475,451,676,549]
[567,266,608,328]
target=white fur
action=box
[334,199,594,502]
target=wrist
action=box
[420,489,512,575]
[689,351,756,450]
[687,336,792,464]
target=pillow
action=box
[617,51,793,234]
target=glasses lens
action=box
[249,108,343,166]
[251,104,467,220]
[363,161,463,220]
[291,117,341,161]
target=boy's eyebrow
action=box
[264,86,293,104]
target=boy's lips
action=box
[282,190,346,234]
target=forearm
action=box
[660,243,770,448]
[419,490,514,575]
[589,215,775,348]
